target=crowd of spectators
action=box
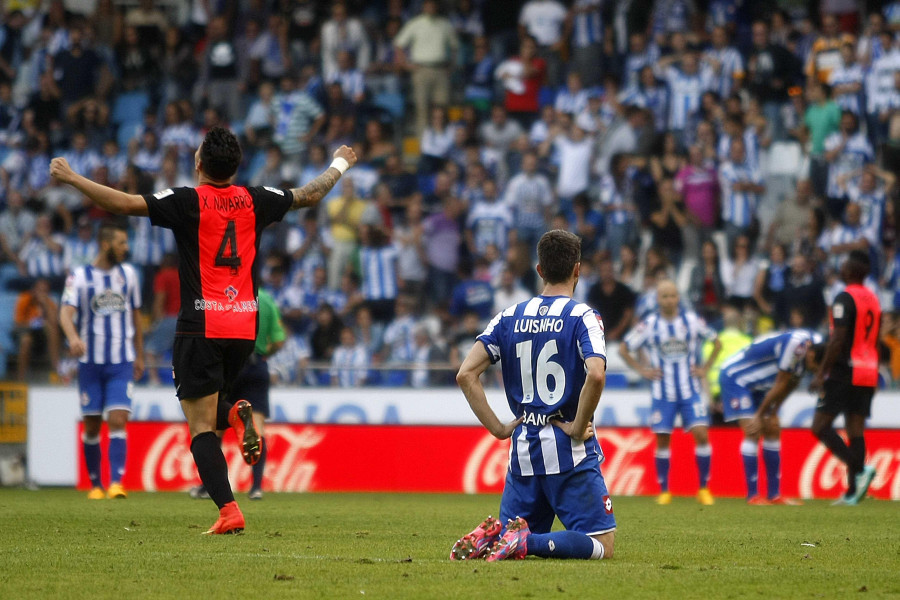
[3,0,900,388]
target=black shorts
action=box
[226,354,271,417]
[172,336,256,400]
[817,379,875,418]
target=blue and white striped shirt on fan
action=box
[63,237,98,270]
[662,65,714,130]
[61,263,142,365]
[572,0,604,48]
[129,217,175,266]
[359,245,399,301]
[20,235,65,278]
[624,309,717,402]
[718,161,762,228]
[478,296,607,477]
[828,63,864,115]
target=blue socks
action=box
[655,448,671,492]
[527,531,602,559]
[83,433,102,488]
[695,444,712,488]
[762,440,781,499]
[108,431,127,485]
[740,439,759,498]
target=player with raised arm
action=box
[619,280,721,505]
[720,329,824,504]
[59,221,144,500]
[809,250,880,505]
[452,230,615,562]
[50,127,356,533]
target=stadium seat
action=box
[111,91,150,126]
[676,258,696,295]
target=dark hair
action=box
[98,220,127,244]
[537,230,581,284]
[200,127,242,181]
[844,249,871,281]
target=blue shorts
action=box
[78,362,134,417]
[719,374,765,422]
[650,393,709,434]
[499,459,616,536]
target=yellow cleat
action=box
[107,483,127,499]
[697,487,715,506]
[656,491,672,505]
[87,487,106,500]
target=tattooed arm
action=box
[290,145,358,210]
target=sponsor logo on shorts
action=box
[603,495,613,514]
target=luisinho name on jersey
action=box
[478,296,607,477]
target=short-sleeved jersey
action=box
[61,263,142,365]
[829,285,881,386]
[624,309,717,402]
[143,184,292,340]
[719,330,817,392]
[477,296,607,477]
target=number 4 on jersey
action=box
[216,220,242,273]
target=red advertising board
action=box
[77,424,900,500]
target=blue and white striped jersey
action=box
[467,199,513,255]
[478,296,607,477]
[19,235,65,278]
[828,63,864,115]
[717,128,760,170]
[63,237,98,270]
[662,65,714,130]
[359,245,399,301]
[825,132,873,199]
[846,181,886,243]
[720,330,816,392]
[705,46,744,98]
[625,309,717,402]
[62,263,142,365]
[129,216,175,266]
[61,149,101,177]
[718,160,762,228]
[571,0,604,48]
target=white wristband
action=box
[330,157,350,175]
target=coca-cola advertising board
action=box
[77,424,900,500]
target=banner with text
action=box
[77,424,900,500]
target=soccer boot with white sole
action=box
[450,515,502,560]
[203,501,245,535]
[486,517,530,562]
[228,400,261,466]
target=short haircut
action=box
[98,220,127,244]
[537,230,581,284]
[200,127,242,181]
[845,249,871,281]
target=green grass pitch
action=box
[1,489,898,599]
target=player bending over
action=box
[719,329,824,504]
[453,230,615,561]
[619,279,721,505]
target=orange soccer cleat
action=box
[203,501,245,535]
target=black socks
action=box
[191,431,235,508]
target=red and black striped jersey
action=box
[144,184,292,340]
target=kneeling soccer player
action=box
[452,230,615,561]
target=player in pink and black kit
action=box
[50,128,357,533]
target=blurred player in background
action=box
[50,128,356,533]
[192,288,286,500]
[720,329,824,505]
[810,250,880,505]
[59,221,144,500]
[619,280,721,505]
[453,230,615,562]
